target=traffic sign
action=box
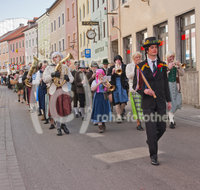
[85,49,91,58]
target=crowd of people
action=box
[1,36,185,166]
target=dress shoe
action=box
[44,119,49,124]
[38,113,42,116]
[57,128,62,136]
[169,122,175,129]
[98,125,104,133]
[49,124,55,130]
[41,115,45,121]
[136,125,144,131]
[151,158,159,166]
[75,113,79,118]
[61,124,70,134]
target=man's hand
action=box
[168,62,175,70]
[112,68,115,75]
[64,75,69,82]
[144,89,156,97]
[167,102,172,111]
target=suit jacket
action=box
[133,59,171,110]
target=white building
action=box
[0,18,28,36]
[37,12,50,61]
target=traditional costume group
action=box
[7,35,185,166]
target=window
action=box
[93,0,95,12]
[98,26,101,41]
[20,56,22,63]
[59,41,61,52]
[29,40,31,47]
[26,41,28,48]
[87,0,89,14]
[136,29,148,60]
[16,57,18,64]
[73,33,76,42]
[62,13,65,25]
[97,0,99,8]
[54,20,56,31]
[83,4,85,18]
[103,22,106,38]
[72,3,75,18]
[102,0,105,4]
[154,21,168,61]
[83,32,85,46]
[122,0,128,4]
[13,44,15,52]
[32,39,34,46]
[10,58,12,63]
[111,0,117,10]
[62,39,65,51]
[19,42,21,48]
[51,44,53,52]
[80,34,82,47]
[177,11,196,69]
[22,40,24,48]
[54,43,56,51]
[79,8,82,21]
[51,23,53,32]
[23,56,25,63]
[58,16,61,27]
[67,8,70,21]
[16,42,18,50]
[68,36,70,48]
[10,45,12,51]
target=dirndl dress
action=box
[91,83,111,123]
[113,77,128,105]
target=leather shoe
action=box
[49,124,55,130]
[151,158,159,166]
[61,124,70,134]
[44,119,49,124]
[137,125,144,131]
[57,128,62,136]
[169,122,175,129]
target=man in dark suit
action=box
[133,37,172,166]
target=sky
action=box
[0,0,56,21]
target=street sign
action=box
[82,21,99,26]
[85,49,91,58]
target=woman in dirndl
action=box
[91,69,111,133]
[126,52,144,131]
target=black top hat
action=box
[143,37,161,48]
[102,59,109,65]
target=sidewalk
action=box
[0,86,26,190]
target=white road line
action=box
[93,147,164,164]
[85,133,104,138]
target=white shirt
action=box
[126,62,136,93]
[147,57,157,72]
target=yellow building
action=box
[108,0,200,107]
[37,12,50,61]
[77,0,91,65]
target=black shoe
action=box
[18,99,20,102]
[44,119,49,124]
[57,128,62,136]
[49,124,55,130]
[151,158,159,166]
[61,124,70,134]
[137,125,144,131]
[169,122,175,129]
[38,113,42,116]
[75,113,79,118]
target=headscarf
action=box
[95,69,106,93]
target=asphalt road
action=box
[3,86,200,190]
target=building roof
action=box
[47,0,62,13]
[0,25,28,42]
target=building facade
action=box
[65,0,79,60]
[37,13,51,61]
[91,0,109,65]
[77,0,91,65]
[48,0,66,57]
[108,0,200,107]
[23,19,38,64]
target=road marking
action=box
[85,133,104,138]
[93,147,164,164]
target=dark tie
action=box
[152,61,157,74]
